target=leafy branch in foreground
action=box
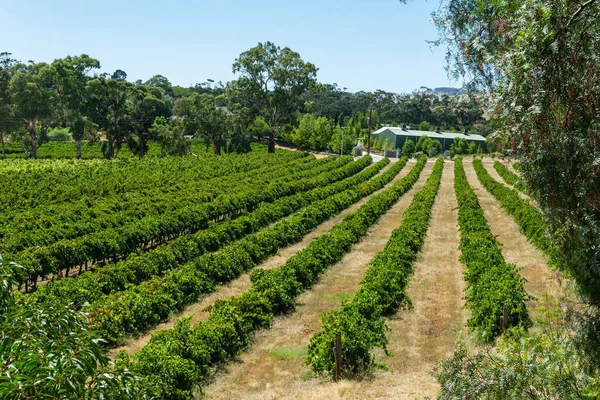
[436,300,600,399]
[0,256,141,399]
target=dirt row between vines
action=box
[109,160,412,359]
[462,161,563,316]
[202,162,464,400]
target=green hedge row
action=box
[1,155,337,254]
[305,158,444,376]
[473,159,555,259]
[121,156,428,400]
[493,161,527,193]
[10,157,356,285]
[456,158,531,342]
[29,156,380,308]
[88,157,412,344]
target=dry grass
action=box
[280,161,468,400]
[463,162,563,316]
[200,164,435,399]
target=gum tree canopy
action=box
[233,41,318,153]
[432,0,600,304]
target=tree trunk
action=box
[29,121,38,159]
[212,140,221,155]
[268,128,275,153]
[107,137,115,159]
[139,135,146,159]
[30,133,38,159]
[76,140,82,159]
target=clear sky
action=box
[2,0,457,94]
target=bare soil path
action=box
[109,161,411,359]
[315,161,466,399]
[463,162,562,315]
[275,144,329,159]
[201,163,434,400]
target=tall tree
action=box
[174,92,231,155]
[10,62,55,158]
[144,74,174,97]
[85,72,131,159]
[232,41,318,152]
[50,55,100,158]
[129,85,167,158]
[0,53,17,160]
[433,0,600,305]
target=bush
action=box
[418,121,432,131]
[401,139,415,157]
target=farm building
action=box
[371,126,486,151]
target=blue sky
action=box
[2,0,456,93]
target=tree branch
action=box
[568,0,597,28]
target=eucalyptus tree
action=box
[174,92,231,155]
[85,72,132,158]
[432,0,600,305]
[9,61,55,158]
[233,41,318,153]
[50,55,100,158]
[144,74,174,97]
[149,116,190,156]
[0,53,17,159]
[129,85,168,158]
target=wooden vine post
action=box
[333,332,342,381]
[499,308,509,333]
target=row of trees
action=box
[1,41,491,159]
[0,42,319,158]
[302,83,489,134]
[0,54,176,159]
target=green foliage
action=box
[127,156,424,398]
[417,121,432,131]
[473,159,556,260]
[467,142,477,155]
[494,161,527,193]
[401,138,415,157]
[306,158,443,377]
[27,157,366,310]
[288,114,333,150]
[427,139,442,156]
[4,151,307,284]
[432,0,600,307]
[174,92,231,155]
[450,137,468,155]
[415,135,442,157]
[328,126,355,155]
[150,117,190,156]
[437,303,600,399]
[247,116,269,139]
[0,257,141,399]
[232,41,318,153]
[80,157,391,343]
[455,158,531,342]
[47,127,70,141]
